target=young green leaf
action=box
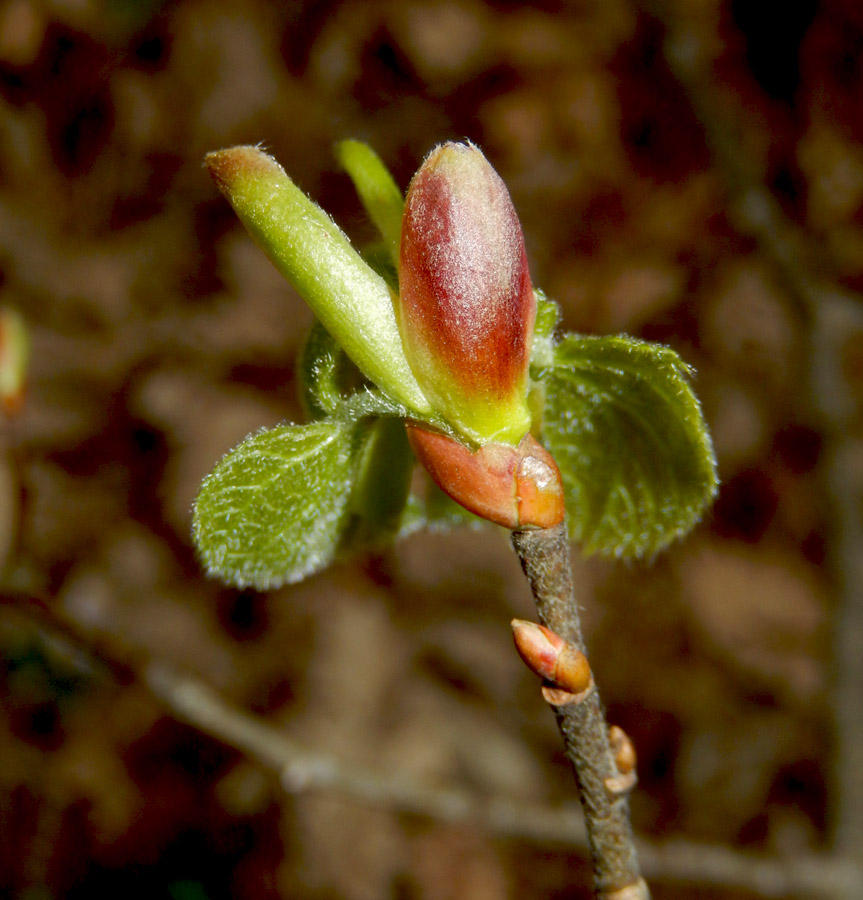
[297,321,418,424]
[530,289,560,369]
[360,243,399,291]
[193,420,359,589]
[348,416,414,543]
[539,334,718,558]
[298,320,357,420]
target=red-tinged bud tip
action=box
[407,424,564,529]
[511,619,564,678]
[205,146,281,195]
[510,619,592,695]
[399,142,535,444]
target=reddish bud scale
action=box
[510,619,592,696]
[407,424,565,529]
[399,142,535,444]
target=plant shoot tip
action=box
[205,145,281,193]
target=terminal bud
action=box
[400,142,535,445]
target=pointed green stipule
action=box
[206,146,432,417]
[335,140,404,267]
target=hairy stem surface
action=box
[512,524,648,900]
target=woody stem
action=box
[511,523,649,900]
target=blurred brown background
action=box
[1,0,862,897]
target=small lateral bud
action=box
[598,879,651,900]
[608,725,637,776]
[0,308,28,416]
[407,424,564,529]
[511,619,592,695]
[605,724,638,795]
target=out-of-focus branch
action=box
[652,5,826,318]
[145,653,862,899]
[635,4,863,892]
[5,587,861,898]
[143,655,588,837]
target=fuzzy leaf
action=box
[540,334,718,558]
[360,243,399,291]
[298,318,427,430]
[193,420,359,589]
[298,320,421,426]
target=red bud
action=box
[399,142,535,444]
[407,424,565,529]
[510,619,592,695]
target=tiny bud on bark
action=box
[598,879,651,900]
[400,142,535,444]
[407,424,564,528]
[604,724,639,795]
[0,308,28,416]
[608,725,637,776]
[511,619,592,695]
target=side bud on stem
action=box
[511,619,592,702]
[605,724,639,796]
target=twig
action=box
[819,429,863,866]
[144,655,585,832]
[511,524,648,900]
[638,839,857,899]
